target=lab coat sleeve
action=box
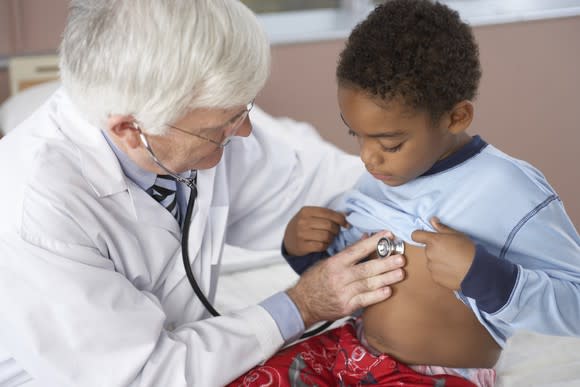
[0,176,284,387]
[224,110,364,252]
[0,231,284,387]
[0,96,286,386]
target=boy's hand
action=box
[283,206,349,256]
[411,217,475,290]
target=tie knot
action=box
[150,175,179,220]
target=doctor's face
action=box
[142,103,253,173]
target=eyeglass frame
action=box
[166,100,254,148]
[134,100,254,188]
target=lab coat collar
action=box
[52,88,128,198]
[50,89,183,233]
[50,88,218,236]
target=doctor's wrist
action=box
[286,286,316,328]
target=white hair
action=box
[59,0,270,134]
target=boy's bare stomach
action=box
[362,243,501,369]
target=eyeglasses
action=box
[166,100,254,148]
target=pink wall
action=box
[0,0,67,53]
[0,0,68,102]
[0,1,578,227]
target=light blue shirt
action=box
[102,132,304,342]
[329,136,580,347]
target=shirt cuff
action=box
[460,244,519,313]
[260,291,305,343]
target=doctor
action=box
[0,1,406,386]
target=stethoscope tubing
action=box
[181,183,220,317]
[180,184,332,339]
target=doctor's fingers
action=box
[347,254,406,286]
[350,259,405,291]
[340,259,406,310]
[345,282,393,311]
[331,231,393,266]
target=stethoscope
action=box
[136,125,334,338]
[137,127,221,316]
[136,126,406,340]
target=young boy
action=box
[229,1,580,386]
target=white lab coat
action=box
[0,89,363,386]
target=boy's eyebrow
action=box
[339,113,405,138]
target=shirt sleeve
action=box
[281,242,328,274]
[260,291,305,343]
[462,196,580,338]
[461,245,519,313]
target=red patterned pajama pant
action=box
[228,320,491,386]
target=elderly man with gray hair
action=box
[0,1,405,386]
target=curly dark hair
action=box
[337,0,481,121]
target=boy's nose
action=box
[360,144,383,169]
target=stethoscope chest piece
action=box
[377,237,405,258]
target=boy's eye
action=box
[381,143,403,153]
[348,129,403,152]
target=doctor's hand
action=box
[411,217,475,291]
[286,231,406,328]
[283,206,349,256]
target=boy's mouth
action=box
[370,172,395,181]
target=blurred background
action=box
[0,0,578,227]
[243,0,343,12]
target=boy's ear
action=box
[446,100,474,134]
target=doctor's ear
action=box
[107,115,142,149]
[445,100,474,134]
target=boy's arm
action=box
[281,244,328,274]
[414,199,580,338]
[282,206,348,274]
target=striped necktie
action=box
[149,174,180,222]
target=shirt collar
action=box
[102,131,156,191]
[421,135,488,177]
[102,131,194,191]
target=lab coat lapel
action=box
[186,167,216,263]
[53,89,127,198]
[129,181,182,235]
[54,88,180,234]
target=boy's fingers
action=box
[411,229,434,244]
[430,217,458,234]
[308,218,342,235]
[308,207,349,228]
[303,230,336,245]
[305,241,329,253]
